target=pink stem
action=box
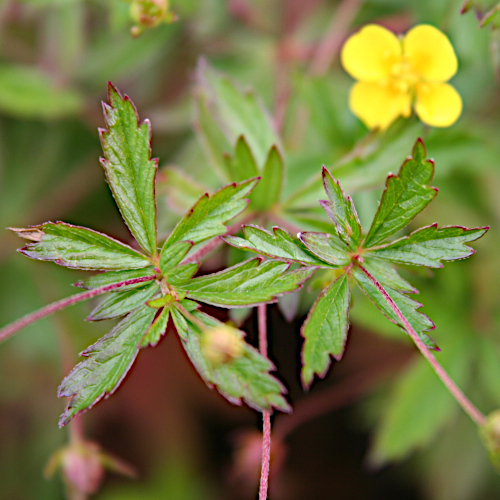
[0,275,157,344]
[356,263,486,427]
[258,304,272,500]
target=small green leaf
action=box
[353,266,437,349]
[223,136,259,182]
[299,232,351,267]
[58,306,157,426]
[141,306,170,347]
[87,282,160,321]
[159,240,193,275]
[177,258,315,307]
[251,146,285,210]
[75,268,157,290]
[171,307,290,413]
[223,225,325,266]
[301,273,350,388]
[363,138,437,248]
[320,167,361,248]
[161,177,259,250]
[369,224,488,268]
[13,223,152,271]
[100,83,158,256]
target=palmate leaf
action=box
[301,273,351,388]
[141,306,170,348]
[12,223,152,271]
[171,306,290,413]
[223,225,325,266]
[298,232,351,267]
[251,146,285,211]
[161,177,258,251]
[100,84,158,256]
[363,138,437,248]
[177,258,316,307]
[369,224,488,268]
[58,306,157,427]
[75,268,158,290]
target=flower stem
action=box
[0,275,157,344]
[258,304,272,500]
[356,263,486,427]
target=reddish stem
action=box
[0,275,157,344]
[356,263,486,427]
[258,304,272,500]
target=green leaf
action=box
[299,232,351,267]
[177,258,315,307]
[196,60,283,168]
[360,258,417,294]
[320,167,361,248]
[58,306,157,426]
[251,146,285,210]
[301,273,351,388]
[352,266,437,349]
[75,268,157,290]
[194,94,233,181]
[13,223,152,271]
[369,224,488,268]
[165,263,199,286]
[100,83,158,256]
[363,138,437,248]
[223,225,325,266]
[0,64,82,119]
[141,306,170,347]
[159,241,193,275]
[223,135,259,182]
[161,177,258,250]
[87,282,160,321]
[171,307,290,413]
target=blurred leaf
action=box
[251,146,285,210]
[58,306,156,426]
[0,65,82,118]
[100,84,158,256]
[13,223,151,271]
[223,135,259,183]
[301,273,350,388]
[171,306,290,413]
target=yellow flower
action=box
[341,24,463,130]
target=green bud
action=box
[480,410,500,473]
[202,325,244,365]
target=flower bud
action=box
[202,325,244,365]
[481,410,500,472]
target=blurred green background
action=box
[1,0,500,498]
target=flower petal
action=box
[341,24,402,81]
[415,82,462,127]
[404,24,458,82]
[349,81,411,130]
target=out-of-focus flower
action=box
[130,0,177,37]
[341,24,462,130]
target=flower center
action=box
[389,58,418,94]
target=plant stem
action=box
[356,263,486,427]
[258,304,272,500]
[0,275,157,344]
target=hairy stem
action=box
[258,304,272,500]
[356,263,486,427]
[0,275,157,344]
